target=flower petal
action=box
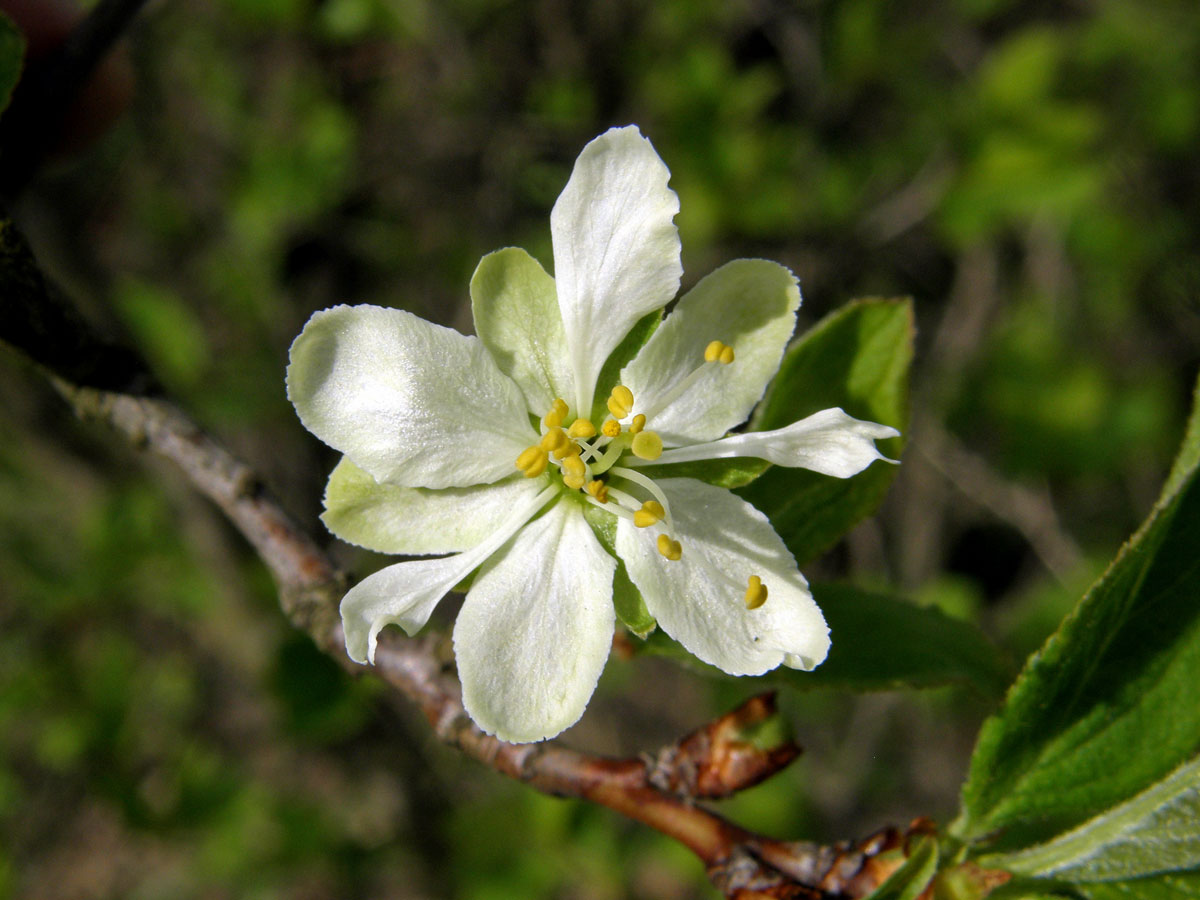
[322,456,549,555]
[645,407,900,477]
[621,259,801,445]
[616,478,829,675]
[455,501,617,743]
[471,247,573,415]
[551,126,682,416]
[287,304,536,489]
[341,485,557,664]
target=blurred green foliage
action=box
[2,0,1199,896]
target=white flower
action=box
[286,126,898,743]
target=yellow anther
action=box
[543,398,569,427]
[704,340,735,365]
[633,500,666,528]
[629,413,646,435]
[607,385,635,419]
[540,427,570,453]
[585,480,609,503]
[602,418,622,438]
[631,430,664,461]
[562,455,586,479]
[552,440,581,460]
[562,474,586,490]
[515,446,548,478]
[744,575,768,610]
[657,534,683,561]
[568,418,597,439]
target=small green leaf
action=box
[611,563,655,637]
[639,583,1010,696]
[737,298,912,564]
[0,13,24,116]
[1077,870,1200,900]
[591,309,660,424]
[636,456,769,489]
[989,755,1200,882]
[865,836,938,900]
[582,503,655,636]
[804,584,1011,695]
[955,369,1200,853]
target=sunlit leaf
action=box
[955,372,1200,853]
[639,583,1009,696]
[864,836,938,900]
[990,755,1200,881]
[737,298,912,565]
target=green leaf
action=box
[635,456,769,489]
[954,369,1200,853]
[591,309,661,425]
[1077,870,1200,900]
[736,298,912,565]
[582,503,655,636]
[0,13,24,116]
[989,755,1200,881]
[639,583,1010,696]
[865,836,938,900]
[804,584,1011,695]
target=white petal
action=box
[340,485,557,664]
[455,501,616,743]
[616,478,829,675]
[470,247,573,415]
[322,456,549,555]
[645,408,900,477]
[551,126,682,416]
[287,304,536,489]
[621,260,801,445]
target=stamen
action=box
[629,413,646,435]
[553,440,582,461]
[561,455,586,480]
[610,466,674,531]
[560,453,587,490]
[568,418,597,439]
[543,397,569,428]
[657,534,683,561]
[605,485,644,515]
[633,500,665,528]
[588,435,628,475]
[744,575,768,609]
[585,479,609,503]
[631,430,663,461]
[540,427,570,454]
[704,340,735,365]
[601,418,622,438]
[607,385,635,419]
[515,446,548,478]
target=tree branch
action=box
[2,214,931,898]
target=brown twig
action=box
[1,214,929,898]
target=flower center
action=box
[513,338,739,564]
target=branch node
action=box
[648,691,801,800]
